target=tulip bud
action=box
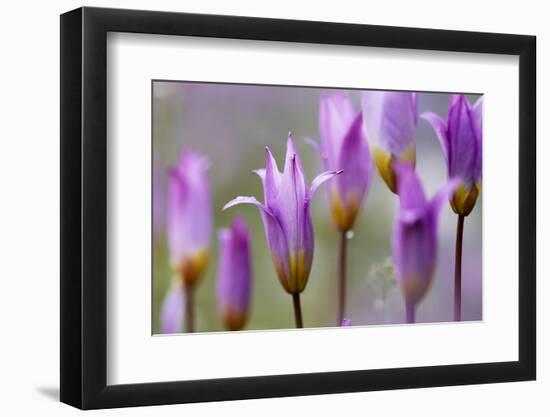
[217,217,252,331]
[167,151,212,288]
[308,92,372,231]
[421,95,482,216]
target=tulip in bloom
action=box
[421,94,482,216]
[309,92,372,232]
[217,217,252,331]
[168,151,212,288]
[361,91,418,193]
[160,283,185,334]
[392,164,457,322]
[223,134,342,295]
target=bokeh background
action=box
[152,81,482,334]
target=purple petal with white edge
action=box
[421,111,450,166]
[335,112,372,204]
[278,137,308,253]
[319,92,355,169]
[222,195,266,212]
[308,170,343,202]
[160,286,185,334]
[447,95,479,186]
[252,168,265,182]
[263,146,282,209]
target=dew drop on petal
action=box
[345,230,354,240]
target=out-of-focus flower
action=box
[217,217,252,331]
[361,91,417,193]
[224,134,342,294]
[308,92,372,231]
[421,95,482,216]
[167,151,212,288]
[341,318,351,326]
[392,165,457,312]
[160,283,185,334]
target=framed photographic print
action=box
[60,6,536,409]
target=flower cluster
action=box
[159,91,482,331]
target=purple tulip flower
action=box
[393,164,457,322]
[421,94,482,216]
[308,92,372,232]
[167,150,212,288]
[217,217,252,331]
[361,91,417,193]
[160,285,185,334]
[223,134,342,295]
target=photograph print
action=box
[152,81,482,334]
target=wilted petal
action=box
[217,217,252,331]
[160,286,185,334]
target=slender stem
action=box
[292,293,304,328]
[454,214,465,321]
[338,231,347,325]
[406,303,416,324]
[185,285,195,333]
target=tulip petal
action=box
[160,286,185,334]
[430,178,459,217]
[336,112,372,204]
[320,92,355,169]
[447,95,479,186]
[362,91,417,158]
[217,217,251,330]
[421,111,450,165]
[223,196,291,289]
[167,152,212,269]
[395,163,427,222]
[472,97,483,183]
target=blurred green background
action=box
[152,81,482,334]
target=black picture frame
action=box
[60,6,536,410]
